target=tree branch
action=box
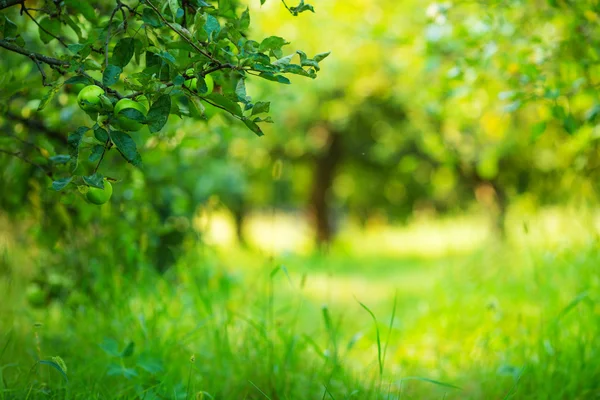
[22,6,69,48]
[0,0,23,11]
[0,39,69,66]
[5,111,67,145]
[0,149,52,177]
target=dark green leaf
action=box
[204,14,221,40]
[110,130,142,166]
[83,173,105,189]
[68,126,90,172]
[49,155,71,164]
[94,126,109,142]
[313,51,331,62]
[121,341,135,358]
[243,117,264,136]
[289,0,315,15]
[257,72,291,84]
[112,38,135,68]
[64,0,96,22]
[89,144,105,162]
[563,114,578,135]
[120,108,147,123]
[240,7,250,30]
[205,93,242,116]
[65,75,93,85]
[51,177,73,191]
[147,94,172,133]
[67,43,88,54]
[251,101,270,116]
[142,8,163,28]
[235,78,247,102]
[38,17,61,44]
[259,36,289,53]
[37,360,68,382]
[38,82,63,111]
[103,65,122,86]
[2,16,17,39]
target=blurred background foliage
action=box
[2,0,600,398]
[2,0,600,286]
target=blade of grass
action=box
[249,380,272,400]
[398,376,461,390]
[356,298,382,377]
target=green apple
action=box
[86,180,113,205]
[77,85,105,112]
[113,98,148,131]
[184,74,214,96]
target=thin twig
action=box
[145,0,219,63]
[0,39,68,66]
[105,3,121,68]
[22,6,68,48]
[93,139,111,174]
[0,0,24,12]
[0,149,51,177]
[29,54,51,86]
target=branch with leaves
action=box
[0,0,328,203]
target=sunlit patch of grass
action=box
[1,209,600,398]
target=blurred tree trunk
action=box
[310,130,343,247]
[232,204,247,247]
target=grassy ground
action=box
[1,212,600,399]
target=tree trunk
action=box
[310,130,343,248]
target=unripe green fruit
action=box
[113,98,148,131]
[86,180,113,205]
[77,85,105,112]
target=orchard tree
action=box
[0,0,328,205]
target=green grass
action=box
[1,222,600,399]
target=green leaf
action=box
[240,7,250,30]
[51,177,73,191]
[2,16,17,39]
[313,51,331,62]
[235,78,247,102]
[89,144,105,162]
[243,117,264,136]
[38,82,63,111]
[83,173,105,189]
[110,130,142,166]
[100,338,120,357]
[142,8,163,28]
[168,0,180,21]
[147,94,172,133]
[251,101,270,116]
[205,93,242,117]
[65,75,93,85]
[38,17,61,44]
[64,0,96,22]
[68,126,90,172]
[259,36,289,53]
[121,341,135,358]
[563,114,578,135]
[257,72,291,84]
[204,14,221,40]
[37,360,68,382]
[103,65,122,86]
[120,108,147,123]
[112,38,135,68]
[94,126,109,142]
[49,155,71,164]
[530,121,546,142]
[289,0,315,16]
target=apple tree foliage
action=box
[0,0,328,197]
